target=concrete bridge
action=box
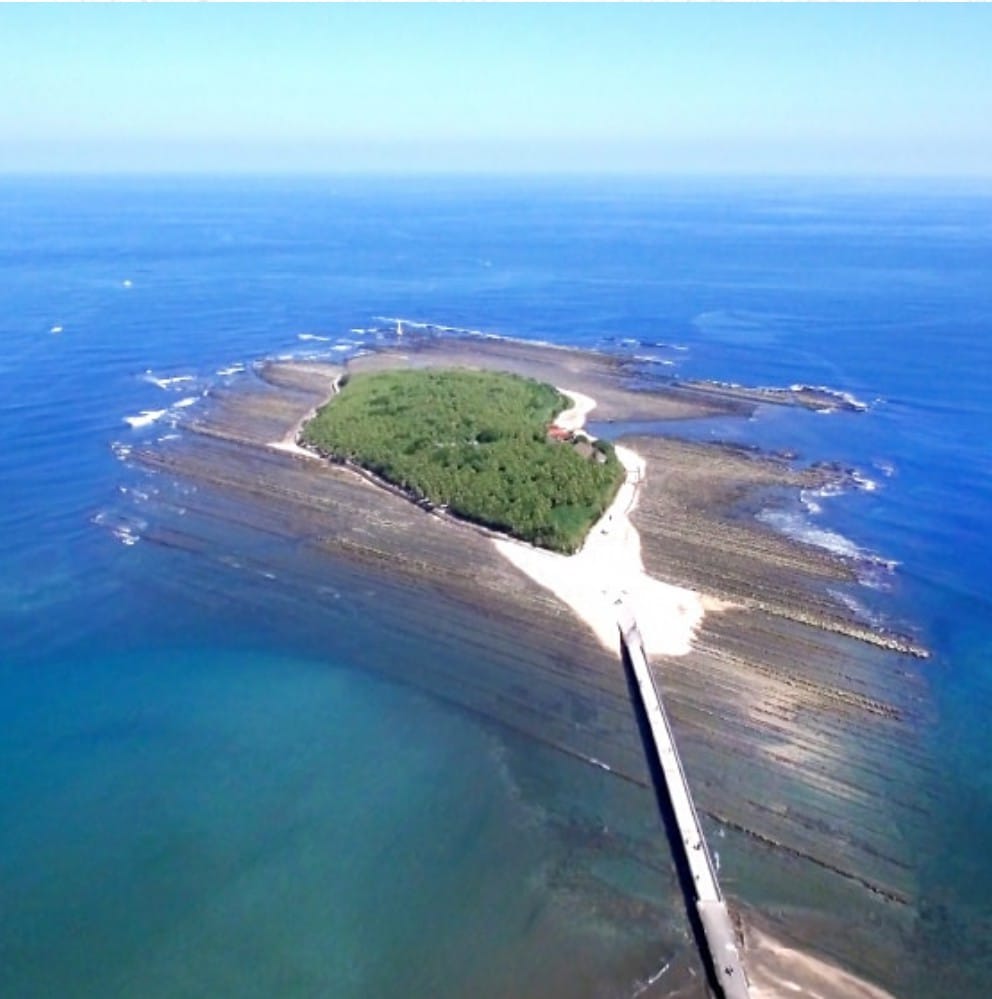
[617,599,751,999]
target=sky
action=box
[2,3,991,177]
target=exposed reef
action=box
[121,334,931,997]
[678,379,870,413]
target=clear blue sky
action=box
[2,3,990,176]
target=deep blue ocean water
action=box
[2,175,991,996]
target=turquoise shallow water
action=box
[1,526,687,997]
[2,175,992,995]
[1,594,681,998]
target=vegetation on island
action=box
[301,368,624,553]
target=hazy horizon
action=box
[2,4,990,178]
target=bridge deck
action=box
[618,600,750,999]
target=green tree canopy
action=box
[301,368,624,553]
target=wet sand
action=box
[743,915,898,999]
[130,336,931,997]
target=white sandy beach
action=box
[494,388,708,657]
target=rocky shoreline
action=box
[679,378,869,413]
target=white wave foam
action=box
[49,325,63,334]
[119,485,152,502]
[789,383,869,412]
[124,409,168,429]
[111,441,132,460]
[801,470,878,517]
[216,363,245,376]
[799,482,844,515]
[113,525,140,546]
[143,371,195,390]
[173,396,198,408]
[633,354,676,367]
[93,509,144,546]
[476,330,561,349]
[632,960,672,997]
[759,509,864,560]
[828,588,886,627]
[858,566,897,590]
[122,279,133,288]
[759,509,898,577]
[372,316,571,354]
[851,470,878,492]
[374,315,432,330]
[297,333,332,342]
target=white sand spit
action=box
[270,437,318,459]
[745,925,897,999]
[495,390,706,657]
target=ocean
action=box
[1,175,990,997]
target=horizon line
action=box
[2,167,991,185]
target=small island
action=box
[301,368,624,554]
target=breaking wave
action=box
[143,371,195,390]
[758,507,898,582]
[789,383,869,412]
[124,409,168,429]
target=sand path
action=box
[552,388,597,432]
[268,374,342,459]
[494,389,706,657]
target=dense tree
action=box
[301,368,623,553]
